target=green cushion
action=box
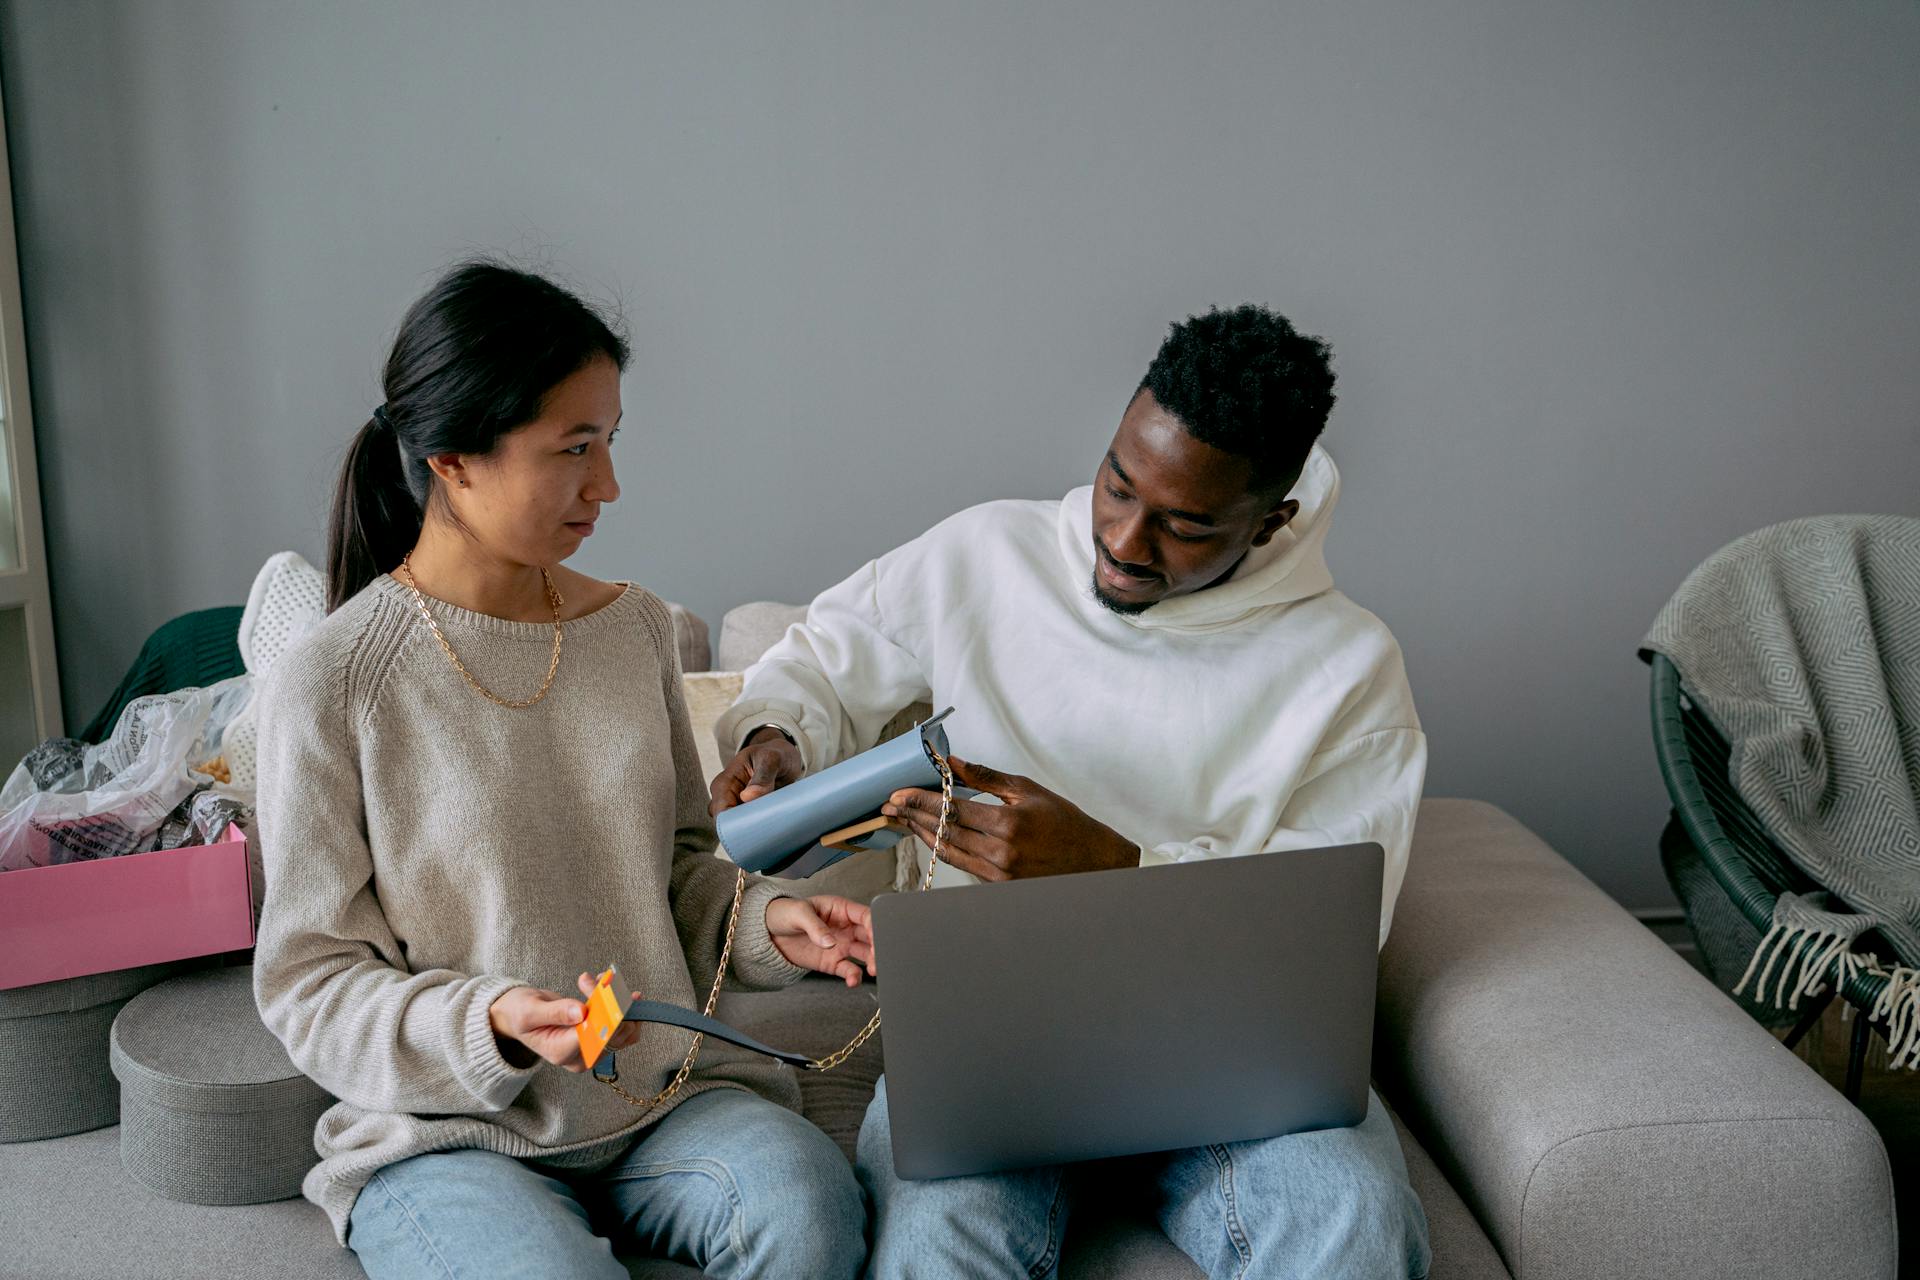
[81,607,245,744]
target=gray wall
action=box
[2,0,1916,910]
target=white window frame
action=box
[0,84,66,741]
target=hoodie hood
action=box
[1056,443,1341,633]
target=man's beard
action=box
[1090,570,1155,616]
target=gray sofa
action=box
[0,603,1896,1280]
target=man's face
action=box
[1088,388,1299,614]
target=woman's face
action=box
[441,355,624,569]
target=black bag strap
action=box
[591,998,823,1077]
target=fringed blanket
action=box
[1643,515,1920,1064]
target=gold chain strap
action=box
[600,751,957,1117]
[399,555,565,710]
[599,856,749,1115]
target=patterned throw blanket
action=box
[1642,515,1920,1065]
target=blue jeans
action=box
[855,1077,1429,1280]
[348,1087,867,1280]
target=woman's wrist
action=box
[495,1033,537,1069]
[488,991,539,1068]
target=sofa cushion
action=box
[0,1073,1504,1280]
[6,819,1524,1280]
[720,976,1510,1280]
[0,1121,700,1278]
[663,601,711,674]
[715,601,806,673]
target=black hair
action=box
[325,260,628,612]
[1138,305,1336,496]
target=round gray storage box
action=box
[109,964,334,1205]
[0,959,204,1143]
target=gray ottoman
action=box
[109,963,334,1205]
[0,959,207,1143]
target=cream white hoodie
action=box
[717,445,1425,945]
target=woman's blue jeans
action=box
[347,1086,866,1279]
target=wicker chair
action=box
[1649,651,1890,1101]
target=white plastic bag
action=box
[0,675,253,872]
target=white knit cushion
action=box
[223,552,329,794]
[238,552,329,677]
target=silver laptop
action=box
[868,842,1383,1180]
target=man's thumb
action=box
[949,755,1009,794]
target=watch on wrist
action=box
[744,722,797,750]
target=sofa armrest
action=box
[1376,799,1894,1280]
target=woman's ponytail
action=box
[324,408,424,612]
[323,259,628,613]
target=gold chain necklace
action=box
[398,554,564,709]
[599,752,956,1117]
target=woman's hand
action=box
[766,895,876,986]
[488,973,643,1072]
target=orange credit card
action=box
[578,965,628,1070]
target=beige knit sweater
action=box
[251,575,805,1243]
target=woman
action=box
[252,261,870,1279]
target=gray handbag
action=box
[0,959,205,1143]
[109,964,334,1205]
[715,708,958,875]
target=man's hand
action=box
[766,894,877,985]
[709,727,806,816]
[882,757,1139,881]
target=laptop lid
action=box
[869,842,1383,1180]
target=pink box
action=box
[0,823,255,990]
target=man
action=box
[712,306,1429,1280]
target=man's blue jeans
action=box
[856,1077,1430,1280]
[347,1086,867,1279]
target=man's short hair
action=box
[1139,305,1336,496]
